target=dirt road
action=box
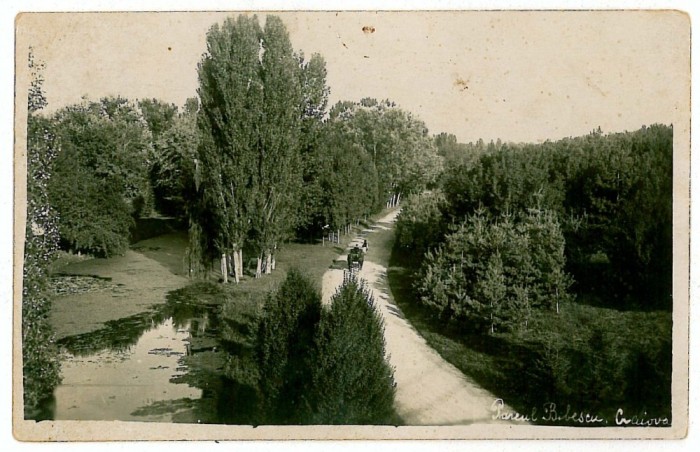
[321,209,510,425]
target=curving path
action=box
[321,209,514,425]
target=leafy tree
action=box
[138,98,182,215]
[395,190,448,258]
[249,15,304,275]
[28,47,47,113]
[311,121,379,232]
[564,126,673,307]
[48,97,152,256]
[295,53,332,240]
[434,132,481,168]
[307,277,396,424]
[150,99,199,217]
[328,99,443,206]
[138,98,178,139]
[255,269,322,423]
[194,15,264,280]
[23,48,61,419]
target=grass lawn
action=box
[387,245,673,425]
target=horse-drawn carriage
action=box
[347,244,364,273]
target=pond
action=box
[50,291,242,423]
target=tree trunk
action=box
[255,256,262,279]
[396,192,401,205]
[232,249,240,283]
[271,253,276,271]
[220,254,228,283]
[237,249,243,279]
[265,251,272,275]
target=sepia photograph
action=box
[11,7,691,442]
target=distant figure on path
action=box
[362,239,368,254]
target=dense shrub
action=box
[415,209,572,333]
[511,305,672,422]
[306,277,396,424]
[255,269,322,424]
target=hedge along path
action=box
[320,209,516,425]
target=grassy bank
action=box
[388,244,673,426]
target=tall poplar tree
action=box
[194,15,263,281]
[250,15,303,277]
[195,15,312,280]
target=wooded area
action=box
[395,124,673,422]
[23,13,675,424]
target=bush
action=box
[415,209,572,333]
[255,269,322,424]
[513,305,672,422]
[306,277,396,424]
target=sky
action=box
[16,10,690,144]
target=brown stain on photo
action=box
[454,77,469,91]
[362,25,375,34]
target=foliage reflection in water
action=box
[52,291,231,423]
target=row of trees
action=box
[228,270,396,424]
[189,15,443,281]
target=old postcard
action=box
[12,9,690,441]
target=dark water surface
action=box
[52,294,227,423]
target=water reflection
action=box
[52,286,260,424]
[54,317,201,422]
[52,292,222,422]
[57,309,169,356]
[56,294,219,357]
